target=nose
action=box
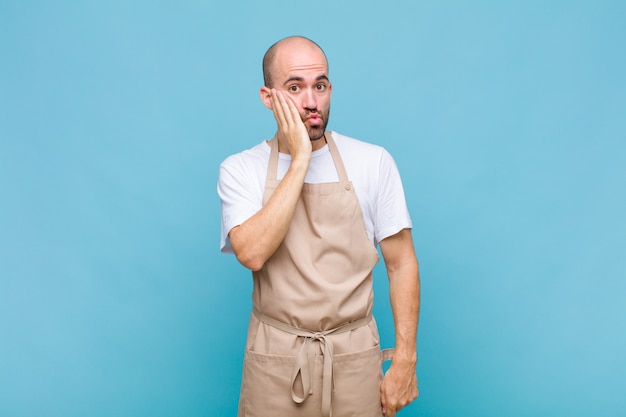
[301,88,317,111]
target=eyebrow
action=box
[282,74,329,86]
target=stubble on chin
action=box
[302,108,330,142]
[305,116,329,141]
[307,127,326,141]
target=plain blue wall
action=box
[1,1,625,416]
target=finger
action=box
[283,93,302,125]
[381,391,397,417]
[271,89,289,128]
[277,90,301,129]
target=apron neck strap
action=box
[266,135,280,183]
[325,132,349,183]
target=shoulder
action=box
[331,131,386,155]
[331,131,396,171]
[219,141,270,179]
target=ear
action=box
[259,86,273,110]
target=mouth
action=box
[307,114,322,125]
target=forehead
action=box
[272,41,328,81]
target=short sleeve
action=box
[217,157,264,253]
[373,149,412,244]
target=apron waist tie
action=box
[253,308,376,417]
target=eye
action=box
[316,84,327,91]
[288,85,300,92]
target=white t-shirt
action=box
[218,131,412,253]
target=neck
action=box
[274,131,328,154]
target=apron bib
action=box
[238,132,392,417]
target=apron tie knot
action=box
[253,308,371,417]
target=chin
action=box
[308,127,326,141]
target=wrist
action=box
[289,153,311,170]
[392,347,417,365]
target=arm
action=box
[229,89,311,271]
[379,228,420,416]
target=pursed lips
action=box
[306,113,322,124]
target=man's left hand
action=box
[380,360,418,416]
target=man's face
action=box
[269,43,332,141]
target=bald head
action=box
[262,36,328,87]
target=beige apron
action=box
[238,132,393,417]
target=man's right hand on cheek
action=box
[270,89,312,162]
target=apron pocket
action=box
[331,344,384,417]
[240,350,317,417]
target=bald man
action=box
[218,36,419,417]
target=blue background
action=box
[1,1,625,416]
